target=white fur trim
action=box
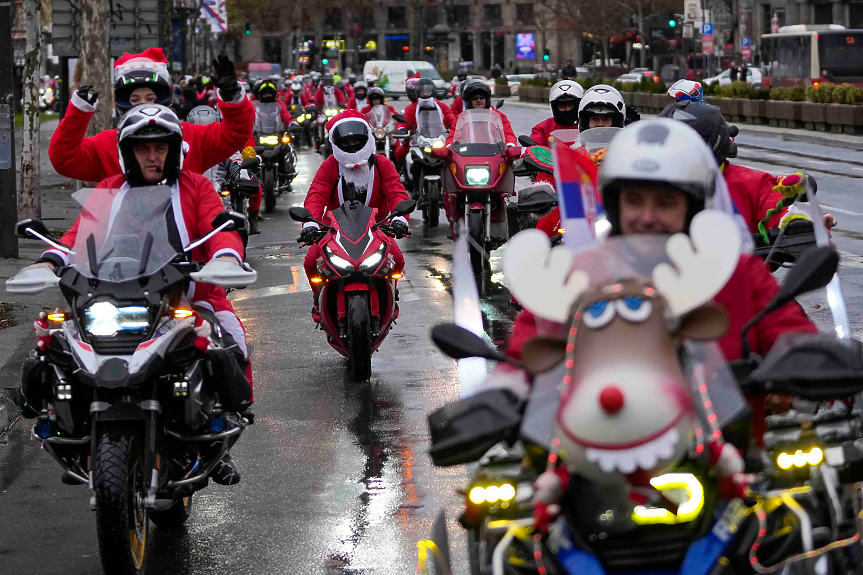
[303,222,320,230]
[217,82,246,104]
[215,310,248,357]
[170,182,195,300]
[43,248,69,265]
[418,98,445,127]
[212,248,243,263]
[70,90,96,113]
[393,216,408,226]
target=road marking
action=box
[821,203,862,216]
[837,249,863,268]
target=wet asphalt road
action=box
[1,101,863,574]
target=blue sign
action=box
[741,36,751,46]
[385,34,409,41]
[516,33,535,59]
[702,23,713,35]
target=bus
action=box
[760,25,863,88]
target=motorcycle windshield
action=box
[548,128,580,145]
[519,234,746,449]
[254,102,284,133]
[69,186,178,281]
[572,126,621,154]
[417,107,446,138]
[451,109,505,157]
[332,202,376,260]
[366,105,392,127]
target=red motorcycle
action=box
[289,193,415,380]
[432,109,521,295]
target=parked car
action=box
[615,73,643,84]
[504,74,535,95]
[703,67,762,87]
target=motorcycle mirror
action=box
[211,210,248,231]
[431,323,515,364]
[392,113,408,124]
[239,157,260,170]
[741,245,839,357]
[16,218,71,252]
[518,135,537,147]
[391,128,410,139]
[495,99,504,110]
[288,207,315,223]
[390,200,417,219]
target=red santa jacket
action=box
[42,172,244,311]
[722,161,787,233]
[303,155,411,224]
[343,83,354,98]
[49,90,254,182]
[313,86,347,108]
[504,253,816,364]
[401,100,456,130]
[446,107,517,146]
[283,92,309,111]
[450,96,464,115]
[346,96,369,110]
[360,103,397,116]
[530,117,580,147]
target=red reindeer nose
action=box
[599,386,625,414]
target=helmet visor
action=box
[332,120,369,153]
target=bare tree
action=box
[19,0,40,218]
[612,0,679,67]
[75,0,111,137]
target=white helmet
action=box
[578,85,626,129]
[549,80,584,125]
[364,73,378,86]
[599,119,718,233]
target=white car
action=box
[615,73,643,84]
[703,67,762,87]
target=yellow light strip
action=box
[631,473,705,525]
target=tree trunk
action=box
[638,2,647,68]
[19,0,41,219]
[78,0,112,138]
[603,37,610,68]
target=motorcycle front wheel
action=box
[93,426,149,575]
[346,293,372,381]
[424,180,440,228]
[263,169,276,214]
[468,210,488,295]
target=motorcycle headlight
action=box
[465,165,491,186]
[324,245,354,271]
[281,133,291,144]
[258,135,279,145]
[360,243,386,271]
[83,301,150,338]
[297,115,304,123]
[432,140,445,149]
[305,113,312,120]
[375,128,386,139]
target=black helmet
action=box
[416,78,436,100]
[322,74,334,87]
[116,104,184,186]
[462,80,491,109]
[368,87,385,105]
[254,79,278,102]
[348,73,357,84]
[186,105,221,125]
[114,59,173,115]
[353,81,368,100]
[657,100,738,166]
[331,119,370,154]
[404,78,421,103]
[457,67,467,81]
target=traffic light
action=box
[245,22,251,35]
[543,49,550,61]
[669,19,677,27]
[322,58,329,65]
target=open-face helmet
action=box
[368,87,385,105]
[462,79,492,109]
[578,85,626,129]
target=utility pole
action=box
[0,0,18,257]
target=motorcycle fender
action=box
[370,288,380,319]
[469,202,484,212]
[424,174,441,183]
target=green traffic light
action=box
[322,58,329,65]
[543,54,549,61]
[669,19,676,27]
[245,30,251,35]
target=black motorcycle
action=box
[220,156,261,247]
[6,186,257,575]
[253,102,297,213]
[394,109,448,227]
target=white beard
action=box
[355,97,367,109]
[332,126,377,202]
[417,98,444,126]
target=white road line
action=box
[821,203,863,216]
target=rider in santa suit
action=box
[345,81,369,110]
[530,79,584,146]
[299,110,411,317]
[48,49,254,183]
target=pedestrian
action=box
[740,62,748,83]
[729,63,739,82]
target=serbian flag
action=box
[553,142,602,250]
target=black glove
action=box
[76,85,98,106]
[299,226,319,244]
[212,54,240,101]
[391,219,409,238]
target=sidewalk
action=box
[0,119,78,434]
[502,97,863,152]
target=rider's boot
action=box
[248,209,261,235]
[311,291,321,324]
[211,452,241,485]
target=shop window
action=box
[484,4,502,26]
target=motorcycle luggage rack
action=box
[164,425,242,488]
[32,427,91,484]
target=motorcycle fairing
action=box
[330,202,378,260]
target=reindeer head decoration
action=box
[503,211,741,484]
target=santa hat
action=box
[325,109,370,134]
[113,47,170,85]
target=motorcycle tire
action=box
[346,293,372,381]
[427,181,440,228]
[264,171,276,214]
[93,426,149,575]
[150,495,193,529]
[468,211,487,296]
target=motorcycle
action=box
[253,102,297,214]
[287,103,314,149]
[219,156,261,248]
[431,109,521,295]
[509,145,557,236]
[39,84,60,112]
[393,108,448,228]
[366,105,395,160]
[420,218,862,575]
[316,100,342,157]
[6,186,257,575]
[289,190,416,381]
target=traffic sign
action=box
[53,0,160,58]
[702,22,713,35]
[741,36,751,47]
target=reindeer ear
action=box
[677,302,729,340]
[503,230,589,323]
[521,336,568,374]
[653,210,741,317]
